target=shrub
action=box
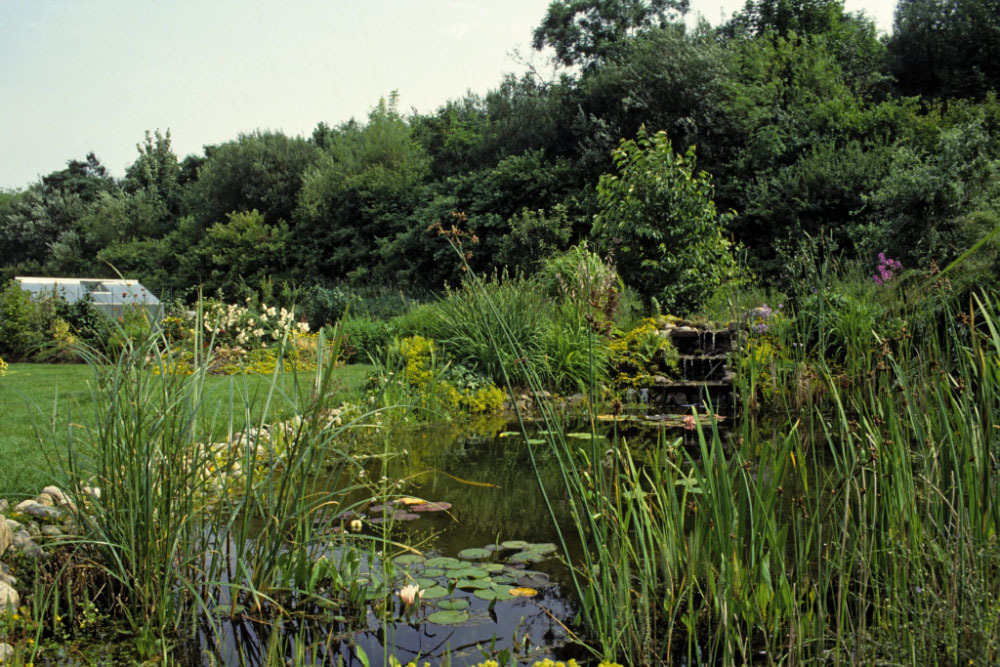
[337,315,397,363]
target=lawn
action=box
[0,361,374,499]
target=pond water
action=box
[187,416,711,666]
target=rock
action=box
[0,562,16,586]
[13,500,34,514]
[0,642,14,663]
[4,520,21,533]
[0,519,9,558]
[12,532,42,559]
[35,492,56,507]
[24,504,62,522]
[41,486,67,505]
[25,522,40,538]
[0,580,18,614]
[0,499,7,513]
[41,525,64,538]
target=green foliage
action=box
[607,316,679,388]
[889,0,1000,100]
[592,127,741,313]
[532,0,690,69]
[337,315,397,364]
[0,280,44,360]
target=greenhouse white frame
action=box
[15,276,163,322]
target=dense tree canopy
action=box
[2,0,1000,304]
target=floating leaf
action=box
[393,554,424,567]
[481,563,505,573]
[525,542,557,555]
[498,431,521,438]
[397,497,426,505]
[492,575,516,584]
[425,557,461,569]
[509,550,545,564]
[435,598,470,610]
[500,540,529,550]
[516,572,551,589]
[525,439,546,445]
[566,432,605,440]
[457,547,491,560]
[509,587,538,597]
[449,566,488,580]
[454,578,492,590]
[419,586,449,600]
[409,501,452,512]
[421,568,446,578]
[416,578,438,590]
[427,610,469,625]
[474,586,514,601]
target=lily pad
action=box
[457,547,491,560]
[481,563,505,573]
[492,575,516,585]
[500,540,529,550]
[474,586,515,601]
[454,578,492,590]
[498,431,521,438]
[397,497,426,505]
[566,432,605,440]
[393,554,424,567]
[525,439,546,445]
[425,557,461,569]
[435,598,470,611]
[448,566,488,579]
[508,550,545,564]
[525,542,557,555]
[416,577,439,589]
[516,572,551,589]
[509,587,538,597]
[427,609,469,625]
[419,585,449,600]
[421,567,446,578]
[410,501,452,512]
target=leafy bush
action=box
[592,127,742,314]
[0,279,43,360]
[608,317,679,389]
[336,315,397,363]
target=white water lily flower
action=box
[398,583,424,606]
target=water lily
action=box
[683,414,697,431]
[398,583,424,607]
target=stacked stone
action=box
[1,485,84,661]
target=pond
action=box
[176,415,713,666]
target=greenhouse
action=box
[14,276,162,322]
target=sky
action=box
[0,0,897,190]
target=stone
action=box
[0,518,9,558]
[41,486,67,505]
[4,520,21,533]
[0,642,14,663]
[13,500,34,514]
[0,562,16,586]
[25,522,40,538]
[0,499,7,513]
[35,492,56,507]
[41,525,64,538]
[12,532,42,559]
[0,580,18,614]
[24,504,62,522]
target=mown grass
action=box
[0,361,373,498]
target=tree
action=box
[532,0,689,70]
[182,131,320,232]
[591,127,739,313]
[889,0,1000,100]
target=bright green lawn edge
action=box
[0,362,374,498]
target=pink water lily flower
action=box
[398,583,424,606]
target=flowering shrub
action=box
[608,317,680,389]
[0,356,7,376]
[157,300,330,375]
[373,335,505,416]
[873,252,903,286]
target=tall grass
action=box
[455,233,1000,663]
[37,314,390,661]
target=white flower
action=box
[398,583,424,606]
